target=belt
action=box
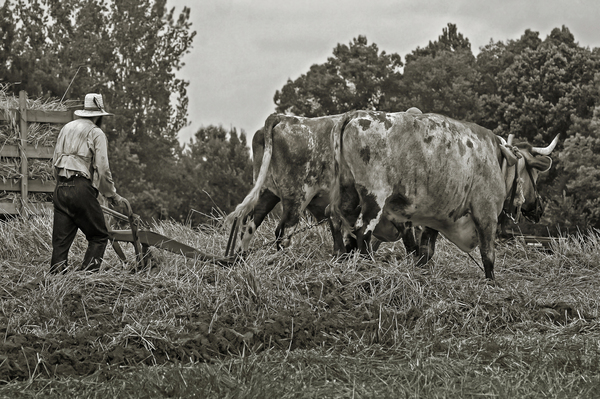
[57,173,87,182]
[57,174,89,188]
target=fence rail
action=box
[0,90,79,215]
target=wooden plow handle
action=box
[101,201,147,269]
[121,198,146,269]
[225,217,239,258]
[102,204,238,267]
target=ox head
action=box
[503,134,559,223]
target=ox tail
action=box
[226,113,278,224]
[328,112,354,235]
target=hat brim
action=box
[74,110,114,117]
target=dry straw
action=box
[1,214,600,396]
[0,84,75,204]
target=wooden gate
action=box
[0,90,80,215]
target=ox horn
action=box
[531,134,560,156]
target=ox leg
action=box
[472,210,498,280]
[416,227,438,266]
[356,217,377,256]
[475,222,496,281]
[356,227,373,255]
[399,222,419,256]
[480,242,496,280]
[328,214,358,254]
[238,190,280,253]
[274,221,285,250]
[352,186,382,256]
[330,185,361,255]
[324,215,358,255]
[370,236,382,253]
[306,192,348,254]
[327,213,348,255]
[328,218,358,256]
[275,199,301,251]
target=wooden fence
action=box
[0,91,80,215]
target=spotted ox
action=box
[330,110,559,279]
[226,111,423,255]
[226,113,345,253]
[368,106,425,257]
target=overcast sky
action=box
[167,0,600,144]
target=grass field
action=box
[1,211,599,398]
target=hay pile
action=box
[0,85,78,205]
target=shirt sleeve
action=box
[89,128,118,198]
[52,126,65,180]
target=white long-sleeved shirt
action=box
[53,118,118,198]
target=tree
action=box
[104,0,195,220]
[274,36,403,116]
[477,26,599,145]
[475,30,543,130]
[401,23,479,120]
[273,25,478,120]
[405,23,472,63]
[1,0,196,220]
[476,28,600,231]
[0,1,16,84]
[175,126,253,225]
[548,105,600,229]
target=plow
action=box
[102,200,235,269]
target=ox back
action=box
[330,110,558,279]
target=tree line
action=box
[275,24,600,233]
[2,0,599,232]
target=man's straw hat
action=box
[74,93,114,117]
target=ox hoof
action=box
[484,278,500,287]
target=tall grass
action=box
[1,213,600,397]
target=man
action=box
[50,93,124,273]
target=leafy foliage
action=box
[550,106,600,229]
[274,35,403,116]
[175,126,253,225]
[402,24,479,120]
[477,26,599,145]
[405,22,472,62]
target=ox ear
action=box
[499,145,518,166]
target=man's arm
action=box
[90,128,119,199]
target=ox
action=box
[226,113,347,254]
[226,111,422,255]
[329,110,559,279]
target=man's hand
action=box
[108,194,125,207]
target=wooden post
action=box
[19,90,29,212]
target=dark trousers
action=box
[50,176,109,273]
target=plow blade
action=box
[521,235,566,253]
[108,229,234,265]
